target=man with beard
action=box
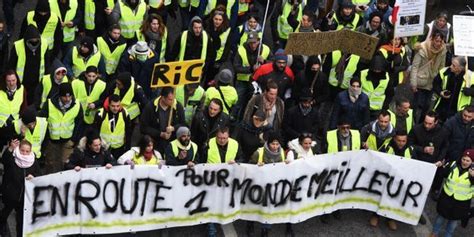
[388,97,414,134]
[63,36,106,79]
[283,89,320,143]
[252,49,294,100]
[170,16,210,62]
[9,25,50,105]
[20,0,62,57]
[325,119,361,153]
[361,110,395,151]
[97,24,127,81]
[109,0,147,42]
[164,126,199,167]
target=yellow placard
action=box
[150,59,204,88]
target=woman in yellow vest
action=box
[431,149,474,237]
[117,135,163,166]
[377,33,409,88]
[135,14,168,62]
[237,12,262,46]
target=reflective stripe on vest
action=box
[119,1,147,39]
[47,99,81,140]
[84,0,115,30]
[179,30,208,61]
[328,51,360,89]
[72,79,106,124]
[135,29,168,62]
[14,117,47,158]
[27,11,59,49]
[366,133,391,151]
[257,147,285,164]
[333,13,361,31]
[216,27,231,61]
[388,109,413,133]
[49,0,78,42]
[40,75,69,109]
[236,44,270,81]
[326,129,361,153]
[171,140,197,160]
[14,118,48,158]
[387,146,412,159]
[435,67,474,111]
[175,85,205,125]
[97,36,127,74]
[205,0,236,18]
[277,2,303,39]
[361,69,389,111]
[379,47,406,84]
[72,47,102,78]
[114,79,140,120]
[14,39,47,83]
[0,87,24,127]
[99,110,126,149]
[443,162,474,201]
[207,137,239,164]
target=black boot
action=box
[285,223,295,237]
[246,221,255,237]
[261,228,269,237]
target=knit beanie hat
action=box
[216,69,233,84]
[274,49,287,62]
[21,108,37,125]
[59,83,73,97]
[462,149,474,161]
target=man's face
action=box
[423,116,437,131]
[338,124,351,136]
[300,99,312,108]
[311,63,320,71]
[269,140,280,152]
[377,2,388,10]
[192,22,202,36]
[461,110,474,124]
[377,115,390,130]
[116,80,124,90]
[85,72,98,84]
[396,102,410,116]
[449,59,463,75]
[161,93,175,107]
[370,16,382,29]
[89,139,102,153]
[248,41,259,51]
[5,74,17,90]
[216,131,229,146]
[109,101,121,114]
[394,135,407,149]
[275,60,287,71]
[80,45,90,55]
[265,88,278,103]
[26,121,36,130]
[301,15,312,28]
[60,95,72,105]
[179,134,190,146]
[208,101,221,117]
[110,29,121,41]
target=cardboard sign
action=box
[453,15,474,57]
[150,59,204,88]
[284,29,379,60]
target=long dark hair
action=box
[138,135,155,157]
[207,5,230,32]
[140,14,166,39]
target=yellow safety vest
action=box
[84,0,115,30]
[71,79,106,124]
[215,27,231,61]
[47,99,81,140]
[366,133,391,151]
[118,0,147,39]
[99,109,126,149]
[435,67,474,111]
[277,1,303,39]
[326,129,361,153]
[114,79,141,120]
[205,86,238,114]
[179,30,209,61]
[14,117,48,158]
[71,46,102,78]
[387,146,412,159]
[236,44,270,81]
[148,0,172,8]
[14,39,47,83]
[207,137,239,164]
[379,47,406,84]
[238,1,249,15]
[170,139,198,160]
[328,51,360,89]
[39,75,69,109]
[49,0,78,43]
[238,26,263,46]
[204,0,236,18]
[0,87,24,127]
[175,85,205,125]
[333,13,361,31]
[132,151,159,165]
[257,147,285,164]
[26,11,60,50]
[136,28,168,62]
[443,162,474,201]
[361,69,389,111]
[97,36,127,74]
[388,109,413,133]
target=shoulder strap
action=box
[216,86,231,111]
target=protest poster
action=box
[284,29,379,60]
[150,59,204,88]
[24,150,436,237]
[393,0,427,37]
[453,15,474,57]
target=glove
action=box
[252,81,262,95]
[462,87,474,96]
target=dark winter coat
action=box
[330,90,370,130]
[283,104,320,142]
[408,124,448,163]
[444,112,474,162]
[65,137,115,169]
[232,122,273,163]
[190,110,229,155]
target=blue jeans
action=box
[208,223,217,237]
[432,215,458,237]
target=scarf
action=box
[299,103,312,116]
[13,146,35,168]
[380,44,402,54]
[244,22,262,33]
[59,100,72,112]
[143,150,154,161]
[423,40,445,61]
[348,87,361,103]
[263,142,282,162]
[144,30,161,41]
[262,95,276,117]
[370,121,393,140]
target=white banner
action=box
[453,15,474,57]
[24,151,436,236]
[394,0,427,37]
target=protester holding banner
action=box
[325,119,361,153]
[386,130,414,159]
[117,135,163,166]
[431,149,474,237]
[286,132,322,161]
[65,129,114,170]
[205,126,242,164]
[0,139,41,237]
[164,126,200,167]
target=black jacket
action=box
[283,104,320,142]
[190,109,229,156]
[1,150,41,203]
[232,122,273,163]
[408,123,448,163]
[65,137,115,169]
[444,112,474,162]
